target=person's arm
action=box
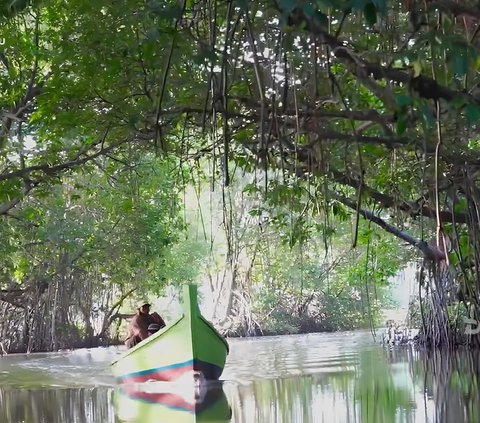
[151,312,166,328]
[130,315,149,340]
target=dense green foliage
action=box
[0,154,187,350]
[187,172,405,336]
[245,218,403,334]
[2,0,480,349]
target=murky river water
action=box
[0,330,479,422]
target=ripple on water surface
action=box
[1,331,479,423]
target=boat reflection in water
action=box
[115,378,232,423]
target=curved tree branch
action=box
[283,6,479,106]
[332,192,447,261]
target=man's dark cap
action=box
[140,302,151,308]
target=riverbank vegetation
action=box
[2,0,480,351]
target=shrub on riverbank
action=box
[221,286,386,337]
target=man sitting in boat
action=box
[125,303,166,349]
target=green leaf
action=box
[248,208,262,217]
[235,0,249,11]
[314,10,329,27]
[420,104,435,129]
[396,117,407,135]
[467,138,480,150]
[395,95,412,108]
[451,95,466,110]
[193,46,217,65]
[22,206,38,221]
[459,234,471,259]
[452,53,468,76]
[350,0,367,11]
[371,0,387,13]
[465,104,480,124]
[144,28,160,43]
[412,60,422,77]
[243,183,260,194]
[453,198,467,214]
[279,0,297,14]
[364,2,377,26]
[122,198,133,212]
[303,3,315,17]
[448,251,459,266]
[363,144,385,157]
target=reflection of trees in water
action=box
[226,353,417,423]
[226,348,480,423]
[410,349,480,423]
[354,349,415,423]
[378,347,480,423]
[226,376,316,422]
[1,347,479,422]
[0,387,115,423]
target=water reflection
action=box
[223,351,416,423]
[224,346,480,423]
[115,382,232,423]
[411,349,480,423]
[0,387,115,423]
[0,333,479,422]
[355,349,415,423]
[0,347,115,388]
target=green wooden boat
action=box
[111,284,229,383]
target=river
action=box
[0,330,479,422]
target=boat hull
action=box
[111,285,228,384]
[115,358,224,384]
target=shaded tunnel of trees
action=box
[2,0,480,351]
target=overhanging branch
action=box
[328,168,467,224]
[283,6,478,106]
[332,192,446,261]
[0,137,127,183]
